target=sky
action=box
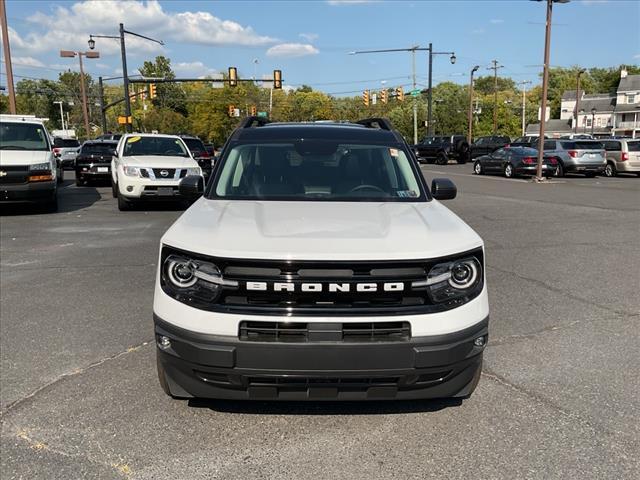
[1,0,639,96]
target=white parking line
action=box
[421,169,530,183]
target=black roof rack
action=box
[355,118,394,131]
[238,116,271,129]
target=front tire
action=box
[604,162,616,177]
[117,191,132,211]
[436,152,448,166]
[555,162,565,177]
[111,178,118,198]
[473,161,483,175]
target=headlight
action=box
[29,162,51,172]
[413,256,483,305]
[161,253,238,305]
[186,167,202,176]
[122,166,142,177]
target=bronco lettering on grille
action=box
[245,282,405,293]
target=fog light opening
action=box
[158,336,171,349]
[474,336,486,347]
[126,185,133,192]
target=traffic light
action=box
[396,87,404,102]
[250,105,257,116]
[228,105,235,117]
[228,67,238,87]
[380,89,388,104]
[149,83,157,99]
[273,69,282,89]
[363,89,370,106]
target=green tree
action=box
[138,56,187,115]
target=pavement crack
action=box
[487,264,638,318]
[488,319,584,346]
[1,340,153,417]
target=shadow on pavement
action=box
[188,397,463,415]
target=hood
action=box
[0,150,52,166]
[121,155,197,168]
[162,200,483,261]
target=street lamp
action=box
[591,107,597,135]
[468,65,480,145]
[533,0,571,182]
[574,68,586,133]
[60,50,100,139]
[89,24,164,133]
[421,43,456,136]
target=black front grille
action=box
[239,321,411,342]
[0,165,29,185]
[152,168,175,179]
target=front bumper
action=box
[0,181,56,203]
[154,314,488,401]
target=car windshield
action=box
[82,143,116,154]
[182,138,205,152]
[0,122,50,151]
[54,138,80,148]
[212,142,424,201]
[122,136,189,157]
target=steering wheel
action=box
[348,184,386,194]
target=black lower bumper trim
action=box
[0,181,56,203]
[154,314,488,400]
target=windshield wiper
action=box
[0,145,28,150]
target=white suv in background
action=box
[111,133,202,211]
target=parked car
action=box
[470,135,511,159]
[153,117,488,401]
[412,135,470,164]
[97,133,123,142]
[203,142,216,157]
[0,114,59,211]
[558,133,594,140]
[53,137,80,169]
[542,139,606,177]
[110,133,202,211]
[510,136,545,148]
[74,140,118,186]
[601,138,640,177]
[178,135,213,179]
[473,147,558,178]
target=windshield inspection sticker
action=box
[397,190,418,198]
[389,148,399,157]
[127,136,141,143]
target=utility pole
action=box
[53,101,66,133]
[60,50,99,139]
[0,0,16,113]
[98,76,107,133]
[488,59,504,135]
[422,43,456,136]
[574,69,585,133]
[517,80,532,136]
[468,66,480,144]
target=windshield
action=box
[0,122,50,151]
[212,142,424,201]
[183,138,205,152]
[422,137,445,145]
[54,138,80,148]
[122,136,189,157]
[81,143,117,154]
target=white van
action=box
[0,115,61,212]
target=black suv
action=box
[179,135,213,179]
[470,135,511,159]
[413,135,470,165]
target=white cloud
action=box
[11,56,46,68]
[634,54,640,59]
[581,0,609,4]
[173,61,220,78]
[299,32,319,42]
[490,19,504,24]
[266,43,319,58]
[327,0,375,4]
[471,29,486,35]
[11,0,276,58]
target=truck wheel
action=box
[555,162,564,177]
[117,191,132,211]
[604,162,616,177]
[111,178,118,198]
[42,193,58,213]
[457,144,469,164]
[474,161,483,175]
[436,152,448,165]
[75,174,85,187]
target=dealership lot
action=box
[1,166,638,479]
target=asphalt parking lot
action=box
[1,166,639,479]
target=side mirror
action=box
[110,149,117,156]
[431,178,457,200]
[179,175,204,199]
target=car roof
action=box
[231,121,402,143]
[83,140,118,145]
[122,133,181,139]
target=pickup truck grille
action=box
[239,321,411,342]
[0,165,29,185]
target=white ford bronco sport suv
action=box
[154,117,489,401]
[111,133,202,211]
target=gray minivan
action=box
[543,139,606,177]
[601,139,640,177]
